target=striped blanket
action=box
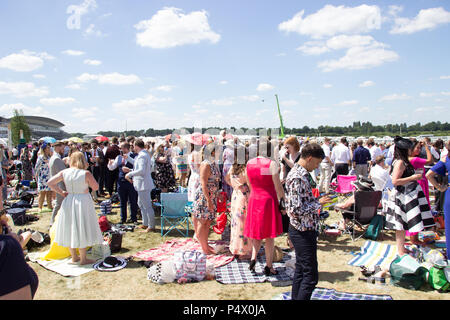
[273,288,393,300]
[348,240,398,270]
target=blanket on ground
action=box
[348,240,398,270]
[133,238,234,268]
[273,288,393,300]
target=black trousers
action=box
[98,165,106,194]
[92,166,101,196]
[106,169,119,195]
[289,226,318,300]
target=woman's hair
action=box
[433,139,444,150]
[284,136,300,153]
[68,147,79,157]
[69,151,88,170]
[300,143,325,159]
[38,144,50,158]
[231,146,248,176]
[201,142,217,162]
[392,146,414,174]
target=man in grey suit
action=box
[49,141,67,226]
[125,139,156,232]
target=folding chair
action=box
[159,193,190,237]
[336,190,382,241]
[335,175,357,195]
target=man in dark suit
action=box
[108,142,138,224]
[81,142,93,172]
[104,136,120,197]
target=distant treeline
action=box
[87,121,449,138]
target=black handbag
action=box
[7,208,27,226]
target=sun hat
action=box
[93,256,127,272]
[393,136,413,150]
[352,177,375,191]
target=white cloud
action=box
[62,49,85,56]
[359,106,371,112]
[279,4,381,39]
[72,106,99,119]
[0,81,49,98]
[83,24,105,37]
[33,74,46,79]
[388,5,404,17]
[65,83,83,90]
[112,94,171,111]
[336,100,359,106]
[379,93,411,102]
[134,7,220,49]
[0,50,54,72]
[40,97,76,106]
[359,80,375,87]
[76,72,141,85]
[296,41,329,55]
[419,92,437,97]
[323,83,333,88]
[209,98,235,106]
[326,34,377,50]
[281,100,299,107]
[441,91,450,96]
[415,106,445,112]
[299,91,313,96]
[318,43,398,72]
[240,95,260,102]
[151,85,175,92]
[390,7,450,34]
[256,83,275,91]
[440,75,450,80]
[83,59,102,66]
[276,53,287,57]
[0,103,44,117]
[219,80,228,85]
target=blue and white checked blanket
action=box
[274,288,393,300]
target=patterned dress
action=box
[154,151,177,192]
[384,160,434,233]
[229,170,252,256]
[192,160,221,220]
[35,155,51,191]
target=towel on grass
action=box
[348,240,398,270]
[273,288,393,300]
[28,252,100,277]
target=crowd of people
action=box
[0,131,449,300]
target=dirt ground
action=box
[20,197,448,301]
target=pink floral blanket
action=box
[133,238,234,268]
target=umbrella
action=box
[68,137,83,143]
[41,136,56,144]
[95,136,109,142]
[165,133,180,142]
[186,132,211,146]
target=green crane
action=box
[275,94,285,138]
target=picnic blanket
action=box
[133,238,234,268]
[273,288,393,300]
[28,252,100,277]
[348,240,398,270]
[215,251,294,284]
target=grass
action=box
[22,197,448,300]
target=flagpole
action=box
[275,94,285,138]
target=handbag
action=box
[389,254,428,290]
[428,266,450,292]
[148,260,176,285]
[216,191,228,213]
[364,215,385,240]
[213,212,227,234]
[174,250,207,282]
[91,242,111,259]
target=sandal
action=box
[264,266,278,276]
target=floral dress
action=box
[192,160,221,220]
[229,170,252,256]
[35,155,51,191]
[154,151,177,192]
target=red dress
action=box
[243,157,283,239]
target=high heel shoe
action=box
[248,260,256,272]
[264,266,278,276]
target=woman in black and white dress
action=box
[384,136,435,256]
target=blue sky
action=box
[0,0,449,134]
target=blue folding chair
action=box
[160,193,190,237]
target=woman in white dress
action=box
[47,151,103,265]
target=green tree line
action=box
[94,121,449,138]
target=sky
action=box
[0,0,449,134]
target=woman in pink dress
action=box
[407,138,434,243]
[244,139,285,276]
[225,146,252,259]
